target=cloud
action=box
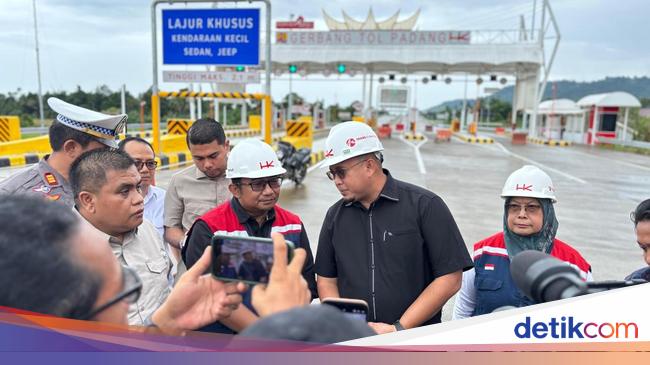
[0,0,648,109]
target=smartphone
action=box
[211,234,295,285]
[321,297,369,321]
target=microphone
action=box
[511,250,587,303]
[511,251,648,304]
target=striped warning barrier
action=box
[527,136,571,147]
[167,119,194,135]
[454,133,494,144]
[159,91,266,100]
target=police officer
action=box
[0,97,125,206]
[315,122,473,334]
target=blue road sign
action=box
[162,8,260,66]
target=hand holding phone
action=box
[251,232,312,317]
[211,234,295,285]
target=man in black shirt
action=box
[315,122,473,334]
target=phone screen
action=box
[211,234,294,285]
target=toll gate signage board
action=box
[162,8,260,66]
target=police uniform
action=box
[0,156,74,206]
[0,97,126,207]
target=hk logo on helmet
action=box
[516,184,533,191]
[259,161,275,169]
[346,138,356,147]
[325,149,334,157]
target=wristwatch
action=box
[393,320,405,331]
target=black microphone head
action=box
[511,250,584,303]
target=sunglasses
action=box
[134,160,158,170]
[238,177,283,192]
[506,203,542,215]
[326,159,369,181]
[79,265,142,320]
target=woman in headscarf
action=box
[453,165,592,319]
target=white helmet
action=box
[501,165,557,203]
[321,121,384,168]
[226,139,286,179]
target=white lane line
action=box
[399,136,427,174]
[565,149,650,173]
[486,141,588,185]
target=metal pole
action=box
[288,73,293,121]
[215,99,220,122]
[121,84,127,114]
[189,84,196,120]
[197,94,203,119]
[531,0,537,41]
[242,100,247,126]
[413,79,418,130]
[263,0,271,137]
[32,0,45,128]
[487,94,491,124]
[534,0,561,138]
[461,74,468,131]
[591,106,599,145]
[368,71,374,110]
[511,75,519,130]
[623,107,629,141]
[362,72,367,114]
[151,1,161,154]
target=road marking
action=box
[485,141,588,184]
[566,149,650,173]
[399,135,427,174]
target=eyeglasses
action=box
[134,160,158,170]
[80,265,142,320]
[326,159,369,181]
[506,203,542,215]
[238,177,283,192]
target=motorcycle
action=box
[276,141,312,185]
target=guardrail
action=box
[599,137,650,150]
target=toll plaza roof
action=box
[577,92,642,108]
[266,30,543,76]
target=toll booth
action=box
[577,92,641,145]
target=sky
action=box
[1,0,649,109]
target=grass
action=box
[598,143,650,156]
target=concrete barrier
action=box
[454,133,494,144]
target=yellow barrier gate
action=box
[152,91,272,154]
[282,118,313,150]
[0,116,21,142]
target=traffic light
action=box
[337,63,346,74]
[235,65,245,72]
[288,64,298,73]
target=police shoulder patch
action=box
[44,173,58,186]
